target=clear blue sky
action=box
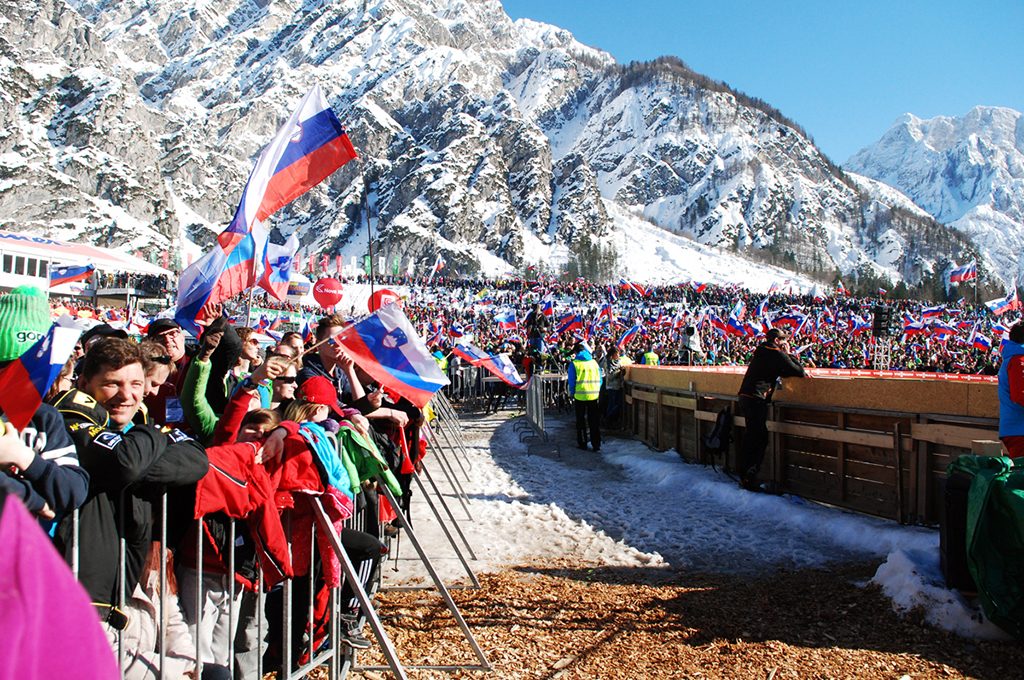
[501,0,1024,163]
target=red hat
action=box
[295,376,344,417]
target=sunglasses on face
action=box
[246,338,259,346]
[274,376,297,384]
[149,355,172,365]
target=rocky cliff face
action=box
[0,0,977,285]
[847,106,1024,286]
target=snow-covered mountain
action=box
[0,0,974,286]
[847,106,1024,286]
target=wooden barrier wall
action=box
[624,366,1000,524]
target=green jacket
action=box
[337,423,403,497]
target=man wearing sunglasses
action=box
[143,319,193,429]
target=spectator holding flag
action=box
[998,321,1024,457]
[0,286,89,525]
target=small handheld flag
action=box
[0,324,81,430]
[49,264,95,288]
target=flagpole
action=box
[244,286,256,328]
[361,165,376,301]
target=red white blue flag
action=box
[175,85,357,334]
[0,324,81,430]
[336,303,449,408]
[49,264,95,287]
[949,261,977,283]
[257,233,301,300]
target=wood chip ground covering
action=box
[347,560,1020,680]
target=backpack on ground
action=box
[702,407,732,470]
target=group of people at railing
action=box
[97,272,174,294]
[1,285,426,678]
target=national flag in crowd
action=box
[835,279,849,296]
[849,314,871,336]
[616,324,642,349]
[334,303,449,408]
[921,304,945,319]
[256,233,300,300]
[490,352,529,389]
[985,287,1020,316]
[972,333,992,352]
[255,315,271,332]
[606,285,618,302]
[540,298,555,317]
[0,324,81,430]
[176,85,356,334]
[494,311,517,331]
[619,277,649,297]
[448,322,466,339]
[555,312,583,336]
[452,343,490,365]
[949,260,977,283]
[49,264,95,288]
[877,287,888,296]
[767,281,780,295]
[130,310,151,334]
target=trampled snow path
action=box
[382,411,1007,640]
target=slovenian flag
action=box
[949,261,977,283]
[335,303,449,408]
[972,333,992,351]
[493,311,517,331]
[176,85,357,334]
[257,233,300,300]
[555,312,583,336]
[49,264,95,288]
[985,288,1019,316]
[0,324,81,430]
[452,343,490,365]
[921,304,945,318]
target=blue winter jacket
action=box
[999,340,1024,438]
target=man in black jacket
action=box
[737,328,805,491]
[52,338,207,634]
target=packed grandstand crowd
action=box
[50,271,1017,376]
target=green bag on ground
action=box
[948,455,1024,638]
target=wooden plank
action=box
[911,422,1000,448]
[632,389,658,403]
[837,412,847,501]
[779,407,839,426]
[663,395,696,410]
[769,421,894,448]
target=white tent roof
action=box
[0,230,173,276]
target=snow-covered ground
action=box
[384,410,1009,641]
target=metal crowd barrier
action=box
[62,407,490,679]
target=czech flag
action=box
[0,324,81,430]
[257,233,300,300]
[176,85,356,334]
[335,303,449,408]
[49,264,95,288]
[949,261,977,283]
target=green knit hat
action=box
[0,285,53,362]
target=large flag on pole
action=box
[335,303,449,408]
[175,85,358,334]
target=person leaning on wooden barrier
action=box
[736,328,806,491]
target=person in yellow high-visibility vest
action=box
[568,341,603,452]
